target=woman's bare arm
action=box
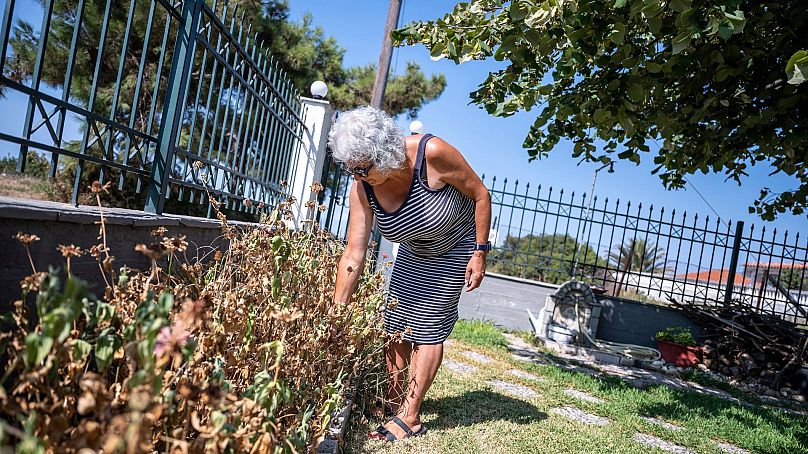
[333,180,375,303]
[425,137,492,291]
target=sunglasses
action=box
[343,161,375,178]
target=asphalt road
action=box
[458,273,557,333]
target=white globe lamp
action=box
[310,80,328,99]
[409,120,424,135]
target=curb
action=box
[317,381,358,454]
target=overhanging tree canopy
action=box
[393,0,808,220]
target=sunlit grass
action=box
[347,331,808,454]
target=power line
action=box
[684,176,730,228]
[649,138,729,227]
[392,0,406,77]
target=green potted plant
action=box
[655,327,702,367]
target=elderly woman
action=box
[330,106,492,442]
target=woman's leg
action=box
[376,342,443,438]
[384,338,413,412]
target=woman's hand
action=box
[465,252,487,291]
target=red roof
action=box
[743,262,807,269]
[676,269,751,286]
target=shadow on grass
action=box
[422,390,547,430]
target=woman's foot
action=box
[368,415,425,441]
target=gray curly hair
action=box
[327,106,405,173]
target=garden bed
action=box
[0,190,387,452]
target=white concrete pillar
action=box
[288,97,333,228]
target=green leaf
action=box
[509,1,527,21]
[718,25,733,41]
[42,307,72,343]
[95,332,121,372]
[671,32,691,54]
[72,339,92,363]
[646,61,662,73]
[786,50,808,85]
[613,0,627,8]
[668,0,691,13]
[627,83,645,103]
[609,23,626,45]
[24,333,53,369]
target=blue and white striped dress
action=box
[362,134,476,344]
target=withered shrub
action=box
[0,188,386,453]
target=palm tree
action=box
[608,238,667,296]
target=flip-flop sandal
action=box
[367,416,427,442]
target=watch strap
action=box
[473,241,492,251]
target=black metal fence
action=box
[1,0,307,219]
[318,168,808,325]
[484,175,808,325]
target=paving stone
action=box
[715,442,751,454]
[550,406,609,426]
[564,389,605,404]
[509,369,545,382]
[441,359,477,374]
[512,353,533,362]
[641,416,684,431]
[443,339,454,347]
[461,350,494,364]
[487,380,538,398]
[634,433,695,454]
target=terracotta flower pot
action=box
[656,339,702,367]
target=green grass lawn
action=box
[345,321,808,454]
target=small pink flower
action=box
[155,325,190,357]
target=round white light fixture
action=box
[310,80,328,99]
[409,120,424,135]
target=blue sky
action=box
[1,0,805,235]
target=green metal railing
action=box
[1,0,307,218]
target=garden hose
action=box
[573,295,661,361]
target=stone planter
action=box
[656,339,702,367]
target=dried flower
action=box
[15,232,40,246]
[89,180,112,194]
[213,250,223,261]
[151,227,168,237]
[305,200,316,209]
[318,205,327,212]
[58,244,84,258]
[20,272,46,293]
[162,235,188,253]
[193,160,205,170]
[311,182,324,193]
[135,243,167,261]
[243,198,252,207]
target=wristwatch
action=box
[472,241,492,252]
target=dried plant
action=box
[0,185,387,453]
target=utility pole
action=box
[370,0,402,110]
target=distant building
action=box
[742,262,807,288]
[676,269,751,287]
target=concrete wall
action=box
[0,197,248,311]
[459,272,701,348]
[595,296,702,348]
